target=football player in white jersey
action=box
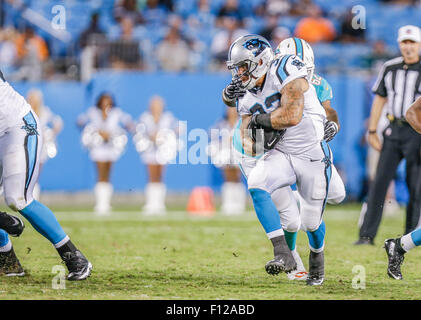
[78,93,134,215]
[27,89,63,200]
[225,34,342,285]
[223,37,345,282]
[275,37,346,207]
[134,95,179,215]
[0,71,92,280]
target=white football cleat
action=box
[287,270,308,281]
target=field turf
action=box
[0,204,420,300]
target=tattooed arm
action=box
[249,77,308,131]
[321,100,340,130]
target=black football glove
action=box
[323,121,338,142]
[247,118,285,151]
[223,76,247,101]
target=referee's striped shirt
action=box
[372,56,421,120]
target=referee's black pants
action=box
[359,121,421,240]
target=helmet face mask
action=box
[227,59,259,89]
[227,35,274,90]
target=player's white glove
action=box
[323,121,338,142]
[223,76,247,102]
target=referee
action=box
[356,25,421,245]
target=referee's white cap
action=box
[397,25,421,43]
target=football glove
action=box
[323,121,338,142]
[247,119,286,151]
[223,76,247,101]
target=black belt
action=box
[387,114,408,126]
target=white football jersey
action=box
[237,54,326,155]
[78,106,132,133]
[0,78,31,133]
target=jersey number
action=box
[249,93,282,114]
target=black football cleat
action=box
[306,251,324,286]
[62,250,92,281]
[265,237,297,275]
[0,248,25,277]
[384,238,404,280]
[353,237,374,246]
[0,211,24,237]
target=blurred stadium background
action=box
[1,0,420,208]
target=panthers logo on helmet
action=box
[292,59,305,70]
[243,39,269,57]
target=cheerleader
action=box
[77,92,134,215]
[208,106,246,215]
[26,89,63,199]
[133,95,179,215]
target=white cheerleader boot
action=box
[143,183,166,215]
[221,182,245,215]
[94,182,112,215]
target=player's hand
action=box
[323,121,338,142]
[367,132,382,151]
[223,76,246,101]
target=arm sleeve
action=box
[371,63,388,97]
[319,77,334,103]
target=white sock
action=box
[267,229,284,239]
[0,239,12,252]
[400,234,416,252]
[291,248,306,271]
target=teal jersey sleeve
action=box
[311,74,333,103]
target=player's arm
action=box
[249,77,308,130]
[406,96,421,134]
[367,94,387,151]
[322,99,340,142]
[322,100,340,129]
[240,114,257,156]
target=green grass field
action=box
[0,204,420,300]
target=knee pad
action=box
[327,192,346,205]
[5,195,27,212]
[283,216,301,233]
[247,164,269,192]
[300,203,322,232]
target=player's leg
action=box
[292,141,332,286]
[247,149,297,275]
[327,164,346,205]
[401,136,421,234]
[0,228,24,276]
[271,186,307,280]
[384,227,421,280]
[94,161,113,215]
[3,112,92,280]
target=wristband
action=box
[255,113,273,130]
[368,130,377,134]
